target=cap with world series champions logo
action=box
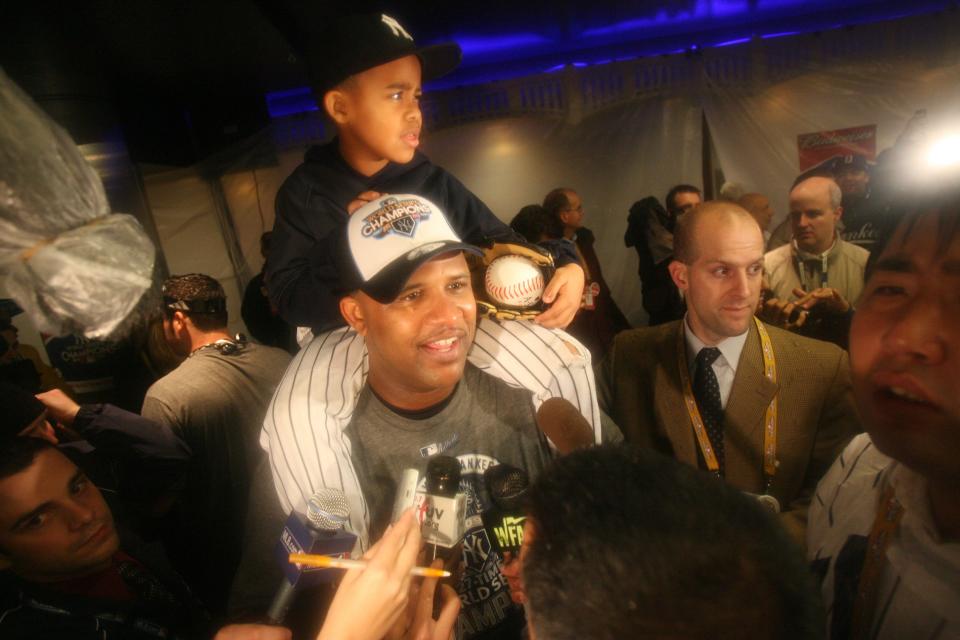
[338,194,482,303]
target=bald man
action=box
[765,177,869,306]
[598,201,859,542]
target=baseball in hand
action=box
[485,255,545,308]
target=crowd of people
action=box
[1,11,957,640]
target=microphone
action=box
[266,488,357,624]
[481,464,529,554]
[535,397,595,455]
[417,456,465,558]
[390,468,420,523]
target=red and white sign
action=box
[797,124,877,171]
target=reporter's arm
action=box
[316,510,423,640]
[402,560,460,640]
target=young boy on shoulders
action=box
[267,13,583,334]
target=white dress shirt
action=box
[683,316,749,410]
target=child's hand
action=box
[534,263,584,329]
[347,191,384,214]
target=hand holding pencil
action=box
[289,553,450,578]
[315,509,460,640]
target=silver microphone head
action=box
[306,488,349,532]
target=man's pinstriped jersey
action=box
[260,317,602,552]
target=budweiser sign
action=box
[797,124,876,171]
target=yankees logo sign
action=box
[360,196,432,238]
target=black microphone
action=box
[419,455,465,560]
[535,397,596,455]
[481,464,529,554]
[266,488,356,624]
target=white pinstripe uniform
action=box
[808,434,960,639]
[260,317,601,552]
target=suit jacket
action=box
[597,319,860,542]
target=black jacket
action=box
[267,140,576,331]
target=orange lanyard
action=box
[852,485,904,640]
[677,317,779,489]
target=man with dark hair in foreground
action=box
[0,437,290,639]
[521,444,824,640]
[808,186,960,638]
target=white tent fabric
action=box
[703,61,960,230]
[422,96,702,326]
[143,167,249,336]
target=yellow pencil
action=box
[288,553,450,578]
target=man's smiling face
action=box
[341,252,477,410]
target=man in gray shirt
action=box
[334,195,621,639]
[143,273,291,614]
[245,194,617,639]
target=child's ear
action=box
[323,89,350,125]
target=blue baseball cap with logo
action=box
[338,194,482,303]
[303,13,462,94]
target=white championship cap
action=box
[338,194,482,303]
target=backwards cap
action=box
[161,274,227,315]
[337,194,481,303]
[303,13,462,94]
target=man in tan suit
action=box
[598,201,859,541]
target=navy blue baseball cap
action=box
[303,13,462,93]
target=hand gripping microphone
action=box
[266,488,357,624]
[481,464,529,554]
[417,455,466,559]
[535,397,596,455]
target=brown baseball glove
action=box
[468,242,556,321]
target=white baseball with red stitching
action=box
[485,255,545,308]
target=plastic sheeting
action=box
[0,68,156,339]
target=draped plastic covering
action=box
[0,68,156,339]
